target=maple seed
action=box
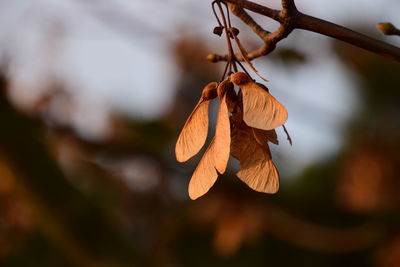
[175,82,218,162]
[217,79,234,99]
[213,26,224,36]
[230,72,288,131]
[231,126,279,194]
[229,72,252,85]
[202,82,218,100]
[188,94,231,200]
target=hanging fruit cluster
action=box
[175,1,290,199]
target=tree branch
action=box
[281,0,297,11]
[219,0,400,62]
[210,4,293,62]
[228,4,270,39]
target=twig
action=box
[212,0,400,63]
[228,4,270,39]
[216,1,238,72]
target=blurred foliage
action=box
[0,19,400,267]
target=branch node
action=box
[220,0,400,62]
[281,0,297,11]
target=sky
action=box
[0,0,399,175]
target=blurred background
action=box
[0,0,400,266]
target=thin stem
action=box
[236,60,251,77]
[220,1,232,29]
[223,0,281,22]
[220,61,230,81]
[282,124,292,146]
[211,1,223,27]
[217,1,238,72]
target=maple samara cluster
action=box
[175,72,288,200]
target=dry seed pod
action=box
[230,72,288,131]
[231,126,279,194]
[188,94,231,199]
[230,72,252,85]
[175,82,218,162]
[217,79,237,112]
[217,79,234,99]
[202,83,218,101]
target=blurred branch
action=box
[212,0,400,62]
[264,202,383,253]
[0,75,142,266]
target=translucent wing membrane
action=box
[231,126,280,194]
[175,82,218,162]
[188,94,231,199]
[214,94,231,174]
[241,82,288,130]
[253,128,279,145]
[189,138,219,200]
[175,99,210,162]
[230,72,288,131]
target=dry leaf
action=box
[230,72,288,131]
[188,94,231,199]
[175,82,218,162]
[231,126,279,194]
[217,80,233,99]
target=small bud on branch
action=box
[377,22,400,37]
